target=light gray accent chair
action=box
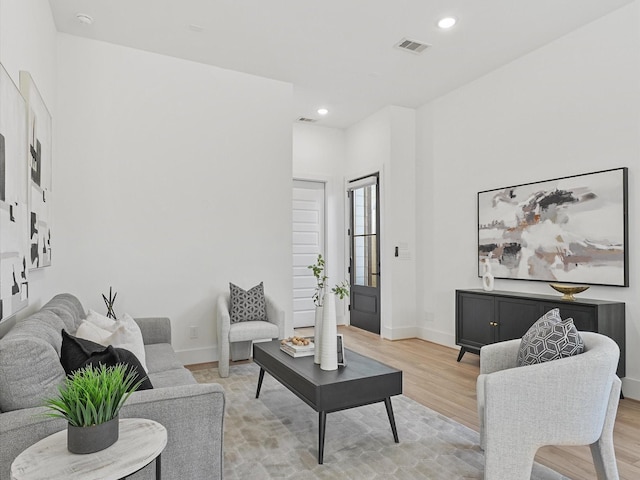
[217,293,285,378]
[477,331,621,480]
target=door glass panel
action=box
[352,183,378,288]
[353,185,376,236]
[353,235,377,287]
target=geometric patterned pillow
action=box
[229,282,268,323]
[516,308,562,365]
[517,316,584,366]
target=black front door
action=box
[348,174,380,334]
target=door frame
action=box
[292,178,327,329]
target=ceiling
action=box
[48,0,632,129]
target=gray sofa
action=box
[0,294,225,480]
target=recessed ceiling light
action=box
[317,108,329,116]
[76,13,94,25]
[437,17,457,29]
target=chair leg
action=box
[590,440,620,480]
[484,444,536,480]
[230,341,252,361]
[218,338,230,378]
[590,377,621,480]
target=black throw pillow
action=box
[61,330,153,390]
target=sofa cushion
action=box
[0,314,68,412]
[229,282,268,323]
[148,368,197,388]
[229,320,279,343]
[144,343,185,374]
[60,330,153,390]
[41,293,86,331]
[518,316,584,366]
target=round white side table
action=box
[11,418,167,480]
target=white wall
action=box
[416,2,640,398]
[345,106,418,339]
[0,0,57,337]
[46,34,293,364]
[292,123,348,323]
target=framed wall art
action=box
[0,64,29,322]
[20,71,52,269]
[478,167,628,287]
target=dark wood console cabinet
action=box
[455,289,625,377]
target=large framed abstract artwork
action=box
[0,64,29,322]
[478,168,628,287]
[20,71,52,269]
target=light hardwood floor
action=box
[190,326,640,479]
[328,326,640,480]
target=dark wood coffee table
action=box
[253,340,403,464]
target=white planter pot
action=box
[320,294,338,371]
[314,306,323,364]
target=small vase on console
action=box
[320,294,338,371]
[313,306,323,364]
[482,259,494,292]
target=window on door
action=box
[353,184,378,288]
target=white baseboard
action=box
[416,326,457,349]
[176,346,217,366]
[622,377,640,401]
[380,325,419,340]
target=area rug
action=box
[192,362,568,479]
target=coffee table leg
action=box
[255,368,265,398]
[156,453,161,479]
[384,398,399,443]
[318,411,327,464]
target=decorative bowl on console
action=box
[549,283,590,301]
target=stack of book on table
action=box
[280,336,315,358]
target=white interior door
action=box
[292,180,325,328]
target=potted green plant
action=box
[308,254,328,364]
[43,363,143,454]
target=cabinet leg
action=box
[456,347,466,362]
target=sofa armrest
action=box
[479,338,520,374]
[121,383,225,480]
[265,295,285,339]
[0,406,67,480]
[134,317,171,345]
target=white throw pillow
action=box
[76,320,112,344]
[77,311,148,372]
[86,309,118,331]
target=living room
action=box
[1,0,638,478]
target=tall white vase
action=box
[320,294,338,371]
[313,306,323,364]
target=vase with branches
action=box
[308,255,350,367]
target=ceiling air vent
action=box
[297,117,317,123]
[395,38,430,54]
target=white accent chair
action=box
[216,293,285,378]
[477,332,621,480]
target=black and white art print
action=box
[478,168,628,287]
[0,64,29,322]
[20,71,52,269]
